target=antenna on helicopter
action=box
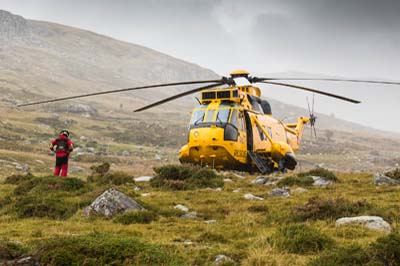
[306,94,317,140]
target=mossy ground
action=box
[1,107,400,265]
[0,169,399,265]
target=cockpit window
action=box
[205,109,216,122]
[216,109,230,124]
[190,109,205,125]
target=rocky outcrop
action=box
[335,216,391,232]
[0,10,31,42]
[374,173,400,186]
[84,188,144,218]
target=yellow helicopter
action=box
[19,70,400,173]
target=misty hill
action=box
[0,10,217,106]
[0,9,397,139]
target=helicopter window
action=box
[267,127,273,138]
[205,109,216,122]
[238,112,244,131]
[230,109,238,128]
[257,126,266,141]
[190,109,205,125]
[216,109,230,124]
[247,95,264,113]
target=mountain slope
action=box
[0,9,398,140]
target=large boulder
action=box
[84,188,144,218]
[335,216,391,232]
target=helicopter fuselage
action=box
[179,84,310,173]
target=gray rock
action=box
[244,193,264,201]
[251,176,269,185]
[232,188,241,193]
[269,187,290,198]
[70,166,84,172]
[121,150,131,157]
[215,254,234,265]
[181,211,197,219]
[205,219,217,224]
[336,216,391,232]
[311,176,333,186]
[154,154,161,161]
[84,188,144,218]
[3,255,39,266]
[174,204,189,212]
[223,178,233,183]
[232,173,245,179]
[15,163,29,172]
[374,172,400,186]
[134,176,153,182]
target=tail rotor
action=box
[306,94,317,140]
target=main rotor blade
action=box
[17,79,223,107]
[259,81,361,104]
[134,82,225,112]
[256,77,400,86]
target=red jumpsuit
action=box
[50,134,74,177]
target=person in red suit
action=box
[50,130,74,177]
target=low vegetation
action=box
[276,176,314,187]
[297,168,338,181]
[0,239,28,260]
[0,163,398,265]
[35,233,182,266]
[151,165,224,190]
[268,224,335,254]
[88,162,135,185]
[309,232,400,266]
[113,210,158,225]
[293,197,371,221]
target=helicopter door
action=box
[243,111,253,151]
[230,110,246,145]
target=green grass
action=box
[35,233,182,266]
[268,224,335,254]
[113,210,158,224]
[298,168,338,181]
[151,165,224,190]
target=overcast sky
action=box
[1,0,400,132]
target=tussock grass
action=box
[151,165,224,190]
[35,233,182,266]
[113,210,158,224]
[309,232,400,266]
[293,197,371,221]
[268,224,335,254]
[276,176,314,187]
[3,173,34,185]
[88,163,134,185]
[14,195,79,220]
[0,239,28,260]
[298,168,338,181]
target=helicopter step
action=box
[248,150,273,174]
